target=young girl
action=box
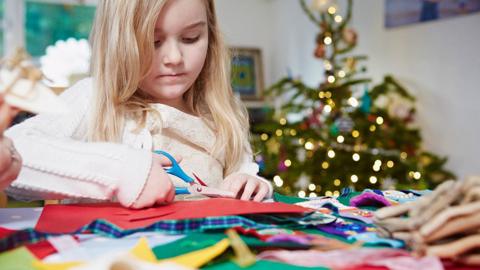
[5,0,272,208]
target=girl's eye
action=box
[182,36,200,44]
[154,40,162,48]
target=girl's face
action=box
[139,0,208,111]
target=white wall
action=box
[217,0,480,178]
[350,0,480,178]
[216,0,275,88]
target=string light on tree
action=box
[298,190,306,198]
[413,172,422,180]
[333,190,340,197]
[322,161,330,169]
[348,97,359,107]
[290,129,297,136]
[337,135,345,143]
[284,159,292,167]
[351,174,358,183]
[273,175,284,187]
[387,160,395,168]
[325,190,333,196]
[352,153,360,161]
[334,15,343,23]
[369,176,378,184]
[334,179,341,186]
[261,133,269,141]
[327,149,336,158]
[369,125,376,132]
[376,116,384,125]
[324,36,333,45]
[327,6,337,14]
[324,105,332,113]
[327,75,336,83]
[352,130,360,138]
[308,184,316,191]
[304,141,314,150]
[280,118,287,125]
[309,192,317,198]
[276,129,283,136]
[373,160,382,172]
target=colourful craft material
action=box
[159,238,231,268]
[0,247,37,270]
[35,199,309,233]
[257,248,444,270]
[350,192,392,208]
[226,229,256,267]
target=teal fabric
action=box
[273,193,308,204]
[204,260,330,270]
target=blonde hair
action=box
[88,0,250,175]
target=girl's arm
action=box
[4,78,152,207]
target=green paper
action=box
[0,247,36,270]
[153,232,308,260]
[273,193,308,204]
[203,259,330,270]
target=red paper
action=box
[35,198,310,233]
[0,227,15,238]
[26,240,57,259]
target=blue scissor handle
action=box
[153,150,194,184]
[175,187,191,195]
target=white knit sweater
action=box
[5,78,272,207]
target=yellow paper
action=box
[32,261,83,270]
[129,237,157,263]
[226,229,256,267]
[33,237,153,270]
[160,238,230,268]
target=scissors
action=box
[154,150,235,198]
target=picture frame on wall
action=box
[385,0,480,28]
[230,47,264,101]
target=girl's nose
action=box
[162,40,182,66]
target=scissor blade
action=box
[192,172,207,186]
[188,185,235,198]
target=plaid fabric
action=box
[0,215,275,252]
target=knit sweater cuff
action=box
[115,147,153,208]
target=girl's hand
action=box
[220,173,270,202]
[130,154,182,209]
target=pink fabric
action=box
[257,248,444,270]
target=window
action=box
[25,1,96,57]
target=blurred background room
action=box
[1,0,479,197]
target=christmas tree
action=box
[252,0,455,197]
